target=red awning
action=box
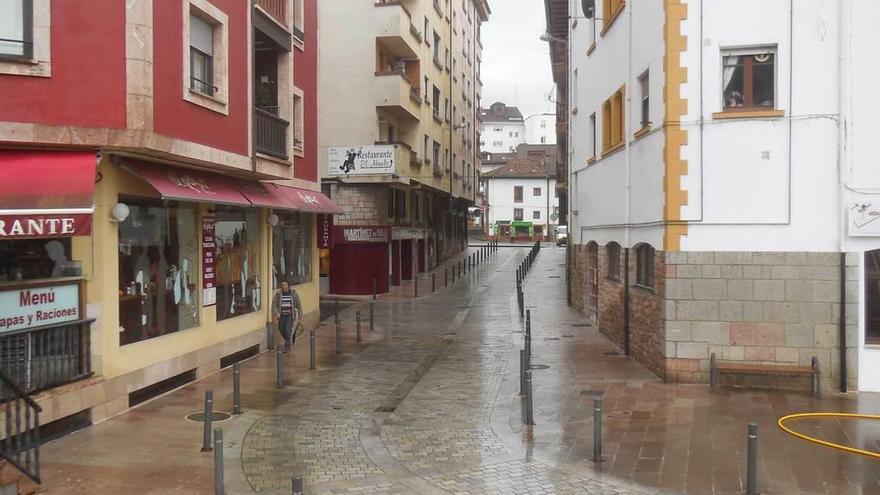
[273,185,344,214]
[124,162,250,206]
[0,150,96,238]
[235,180,290,209]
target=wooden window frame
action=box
[716,46,780,118]
[601,87,625,155]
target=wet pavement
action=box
[39,246,880,494]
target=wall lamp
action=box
[110,202,130,223]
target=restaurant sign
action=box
[318,214,333,249]
[0,283,80,333]
[0,214,92,238]
[328,145,396,176]
[332,226,391,244]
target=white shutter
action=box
[190,14,213,56]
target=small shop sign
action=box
[318,214,333,249]
[333,226,391,244]
[202,216,217,306]
[0,283,80,333]
[328,145,396,176]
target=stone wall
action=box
[664,251,859,391]
[330,184,387,225]
[570,245,588,317]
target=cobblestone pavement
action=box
[36,245,880,495]
[237,247,670,495]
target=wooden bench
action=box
[710,353,820,398]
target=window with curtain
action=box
[117,199,199,345]
[190,13,215,96]
[214,207,261,321]
[273,212,312,287]
[722,47,776,110]
[0,0,31,59]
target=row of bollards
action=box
[516,241,542,319]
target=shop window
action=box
[118,199,199,345]
[215,207,261,321]
[635,243,655,288]
[272,212,312,287]
[606,242,620,281]
[866,249,880,345]
[722,47,776,110]
[513,208,523,221]
[0,238,73,282]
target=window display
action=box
[0,238,74,282]
[118,198,199,345]
[215,207,261,321]
[273,212,312,287]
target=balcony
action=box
[255,0,285,24]
[375,71,421,121]
[255,108,290,159]
[374,1,420,59]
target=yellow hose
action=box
[777,413,880,460]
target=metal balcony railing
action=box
[256,0,285,23]
[255,108,290,159]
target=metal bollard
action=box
[369,302,374,331]
[309,330,316,370]
[291,475,304,495]
[267,321,275,351]
[372,278,377,300]
[444,268,448,287]
[524,370,534,426]
[356,311,362,343]
[201,390,213,452]
[276,351,283,389]
[414,275,418,297]
[746,423,758,495]
[432,273,436,292]
[335,318,342,354]
[334,298,339,319]
[526,309,531,337]
[213,428,224,495]
[592,397,603,463]
[519,349,526,396]
[233,362,242,415]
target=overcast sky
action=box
[481,1,555,118]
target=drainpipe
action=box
[837,0,849,393]
[624,247,630,355]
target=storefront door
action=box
[417,239,426,273]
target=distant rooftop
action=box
[482,156,555,179]
[480,102,524,123]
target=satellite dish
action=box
[581,0,595,19]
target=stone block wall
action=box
[628,249,666,379]
[330,184,387,225]
[570,245,588,316]
[664,251,859,391]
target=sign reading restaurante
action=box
[328,145,396,176]
[0,215,92,238]
[0,283,80,333]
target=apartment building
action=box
[319,0,489,295]
[551,0,880,393]
[479,102,525,153]
[0,0,338,439]
[482,156,559,242]
[524,113,557,145]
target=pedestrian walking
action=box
[272,280,303,352]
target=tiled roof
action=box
[480,102,524,123]
[481,156,554,178]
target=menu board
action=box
[202,216,216,306]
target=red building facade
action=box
[0,0,333,446]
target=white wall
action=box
[486,176,559,226]
[480,121,525,153]
[568,0,666,248]
[524,114,556,145]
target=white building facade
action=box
[524,113,557,145]
[479,102,525,153]
[556,0,879,393]
[482,157,558,241]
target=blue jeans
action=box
[279,314,294,349]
